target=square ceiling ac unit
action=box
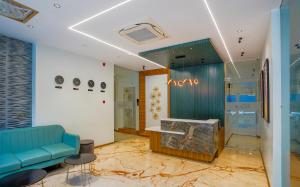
[119,22,167,45]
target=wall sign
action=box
[168,78,199,87]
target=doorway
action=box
[225,60,261,151]
[114,66,139,141]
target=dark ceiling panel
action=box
[139,39,223,69]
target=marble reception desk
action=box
[146,118,224,162]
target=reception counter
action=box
[146,118,224,162]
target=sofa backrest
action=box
[0,125,65,153]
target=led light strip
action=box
[203,0,241,78]
[68,0,166,69]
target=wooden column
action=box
[139,68,170,136]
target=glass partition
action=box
[289,1,300,185]
[281,0,300,186]
[225,60,261,143]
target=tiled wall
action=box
[0,35,32,130]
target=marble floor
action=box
[34,135,268,187]
[291,153,300,187]
[226,134,261,152]
[114,131,141,142]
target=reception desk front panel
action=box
[161,119,218,155]
[146,118,224,162]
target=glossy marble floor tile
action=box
[35,135,268,187]
[291,153,300,187]
[114,131,140,142]
[226,134,261,152]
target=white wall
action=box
[260,9,282,187]
[145,74,168,127]
[114,66,139,130]
[34,44,114,146]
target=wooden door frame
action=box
[139,68,170,136]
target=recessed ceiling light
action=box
[53,3,61,8]
[27,24,34,29]
[237,29,243,33]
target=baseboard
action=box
[94,141,114,148]
[259,149,271,187]
[116,128,138,135]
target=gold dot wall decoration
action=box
[153,113,159,120]
[156,106,161,112]
[149,86,162,120]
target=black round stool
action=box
[80,139,94,154]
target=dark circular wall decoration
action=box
[73,78,81,86]
[100,82,106,89]
[88,80,95,88]
[55,75,64,85]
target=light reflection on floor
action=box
[34,133,268,187]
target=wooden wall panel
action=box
[217,127,225,157]
[139,69,170,135]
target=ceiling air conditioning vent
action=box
[119,22,167,45]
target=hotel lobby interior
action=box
[0,0,299,187]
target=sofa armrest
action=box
[63,133,80,154]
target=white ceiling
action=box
[0,0,281,71]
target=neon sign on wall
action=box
[168,79,199,87]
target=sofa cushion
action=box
[15,148,51,167]
[41,143,76,159]
[0,125,65,153]
[0,154,21,174]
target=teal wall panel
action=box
[139,39,223,68]
[170,63,224,125]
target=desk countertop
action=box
[160,118,219,124]
[145,126,185,135]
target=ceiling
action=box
[140,39,223,69]
[0,0,281,71]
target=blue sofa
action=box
[0,125,80,178]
